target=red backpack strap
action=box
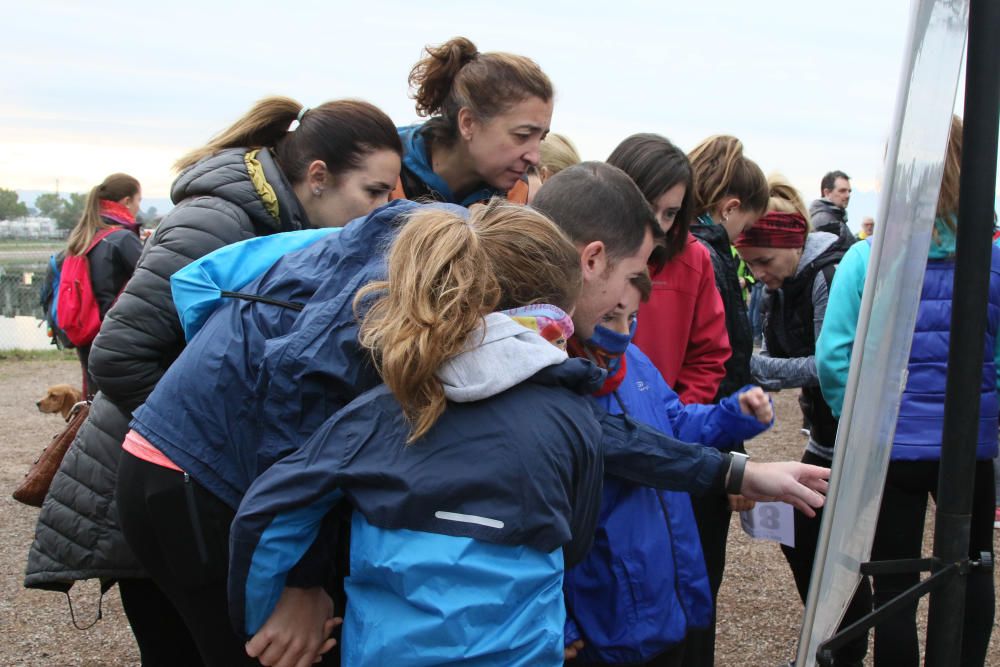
[83,227,125,255]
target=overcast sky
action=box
[4,0,992,228]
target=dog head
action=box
[36,384,84,421]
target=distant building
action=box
[0,217,65,239]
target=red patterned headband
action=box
[735,211,808,249]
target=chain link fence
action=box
[0,264,55,351]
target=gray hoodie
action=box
[750,231,839,390]
[437,312,568,402]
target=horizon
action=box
[5,1,998,232]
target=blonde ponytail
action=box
[356,200,581,442]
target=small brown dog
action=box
[36,384,84,421]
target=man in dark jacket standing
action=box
[809,170,856,247]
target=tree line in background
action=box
[0,188,159,228]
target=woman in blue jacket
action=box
[565,272,773,666]
[817,115,999,666]
[395,36,552,205]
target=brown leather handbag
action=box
[13,401,90,507]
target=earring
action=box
[314,188,322,196]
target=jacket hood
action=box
[398,124,508,207]
[437,312,577,402]
[809,198,847,224]
[171,147,309,235]
[796,231,839,277]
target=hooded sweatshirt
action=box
[229,313,604,666]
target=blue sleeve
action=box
[665,380,772,449]
[597,407,728,495]
[229,405,356,637]
[816,242,870,417]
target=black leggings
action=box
[116,451,259,666]
[870,459,995,667]
[781,450,871,667]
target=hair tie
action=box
[288,107,310,133]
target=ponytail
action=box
[357,208,501,442]
[766,173,811,224]
[688,135,768,218]
[66,173,140,255]
[174,96,402,183]
[408,36,553,148]
[356,200,581,442]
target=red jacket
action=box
[634,235,731,404]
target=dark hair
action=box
[630,269,653,302]
[607,133,694,263]
[688,135,768,218]
[174,96,402,184]
[820,170,850,195]
[531,161,660,263]
[67,173,140,255]
[409,36,553,148]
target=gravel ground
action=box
[1,356,997,666]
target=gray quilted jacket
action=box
[25,147,309,590]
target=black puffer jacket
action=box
[25,147,310,590]
[690,219,753,401]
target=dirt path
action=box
[0,357,997,666]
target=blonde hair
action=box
[688,135,768,218]
[539,133,582,178]
[766,173,811,224]
[67,173,140,256]
[356,200,581,442]
[937,114,962,225]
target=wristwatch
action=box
[725,451,750,495]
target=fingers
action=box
[564,640,585,660]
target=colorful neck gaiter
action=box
[503,304,575,349]
[99,199,139,233]
[568,320,636,395]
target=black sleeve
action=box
[89,199,254,411]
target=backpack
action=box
[56,228,122,347]
[39,251,75,349]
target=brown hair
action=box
[607,133,694,264]
[937,114,962,225]
[409,36,553,148]
[174,96,401,183]
[356,200,580,442]
[688,135,768,219]
[66,173,140,256]
[630,269,653,302]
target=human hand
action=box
[739,461,829,517]
[728,494,756,512]
[246,586,341,667]
[564,639,585,660]
[738,387,773,424]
